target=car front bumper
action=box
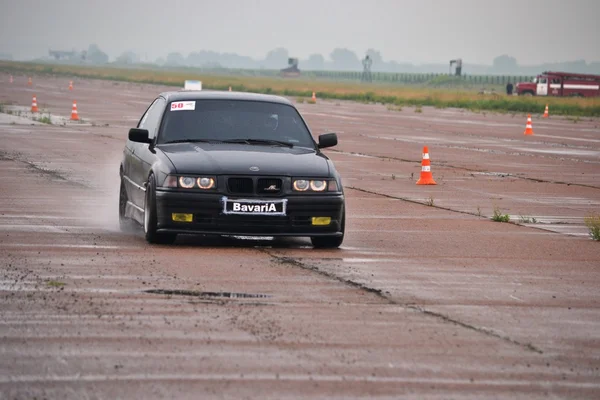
[155,190,344,237]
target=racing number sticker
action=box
[170,101,196,111]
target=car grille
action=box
[226,177,284,196]
[257,178,282,195]
[227,178,254,194]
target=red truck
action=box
[515,71,600,97]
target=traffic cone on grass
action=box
[311,91,316,102]
[31,95,39,113]
[543,104,549,118]
[416,146,437,185]
[524,114,534,135]
[70,101,79,121]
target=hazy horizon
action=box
[1,0,599,65]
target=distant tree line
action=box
[44,44,600,75]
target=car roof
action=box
[159,90,294,106]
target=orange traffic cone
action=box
[31,95,39,113]
[70,101,79,121]
[543,104,549,118]
[69,81,73,91]
[311,91,316,102]
[524,114,534,135]
[416,146,437,185]
[228,86,232,92]
[28,77,32,86]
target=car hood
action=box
[158,142,331,177]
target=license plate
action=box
[222,197,287,216]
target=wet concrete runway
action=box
[1,73,599,399]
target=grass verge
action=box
[2,61,600,116]
[492,207,511,223]
[35,114,52,124]
[584,213,600,241]
[518,215,537,224]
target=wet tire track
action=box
[263,251,544,354]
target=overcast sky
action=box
[1,0,598,65]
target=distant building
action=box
[48,49,86,62]
[281,58,301,78]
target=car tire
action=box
[119,179,137,233]
[144,175,177,245]
[311,211,345,249]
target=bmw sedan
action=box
[119,90,345,247]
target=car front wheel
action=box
[119,179,137,233]
[144,175,177,245]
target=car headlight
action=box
[178,176,196,189]
[293,179,309,191]
[162,175,216,190]
[293,179,333,192]
[310,180,327,192]
[197,177,215,189]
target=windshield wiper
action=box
[222,138,294,148]
[163,139,224,144]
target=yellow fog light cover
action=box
[172,213,193,222]
[311,217,331,226]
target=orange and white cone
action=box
[311,91,316,102]
[70,101,79,121]
[543,104,549,118]
[31,95,39,113]
[416,146,437,185]
[228,86,232,92]
[524,114,534,135]
[28,77,32,86]
[69,81,73,91]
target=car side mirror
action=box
[318,133,338,149]
[128,128,151,144]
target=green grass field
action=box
[2,61,599,117]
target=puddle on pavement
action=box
[144,289,271,299]
[470,171,514,177]
[0,243,135,249]
[323,257,399,263]
[341,258,399,263]
[514,147,600,158]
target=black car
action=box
[119,90,345,248]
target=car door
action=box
[536,77,548,96]
[122,102,152,211]
[130,97,166,208]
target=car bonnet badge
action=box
[249,166,259,171]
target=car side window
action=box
[138,98,166,139]
[137,99,157,129]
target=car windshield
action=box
[158,99,315,148]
